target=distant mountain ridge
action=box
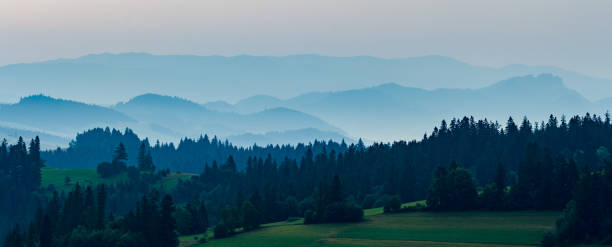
[0,93,349,148]
[226,128,354,147]
[1,73,611,147]
[207,74,606,141]
[0,95,134,136]
[1,53,611,105]
[113,93,345,139]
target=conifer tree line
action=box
[170,113,612,224]
[0,137,44,243]
[4,113,612,246]
[3,184,180,247]
[43,127,349,174]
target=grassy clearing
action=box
[41,167,194,193]
[363,200,426,216]
[191,210,559,247]
[155,172,197,192]
[41,167,127,192]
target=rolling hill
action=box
[0,95,134,137]
[114,94,347,144]
[0,94,349,148]
[180,208,558,247]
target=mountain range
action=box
[0,94,349,148]
[2,53,612,146]
[1,53,611,105]
[206,74,612,141]
[1,73,610,147]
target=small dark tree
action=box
[383,195,401,213]
[427,164,477,211]
[213,223,229,239]
[39,215,52,247]
[96,185,106,229]
[241,201,261,231]
[159,195,179,247]
[137,142,155,171]
[113,142,128,164]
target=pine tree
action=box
[224,156,237,172]
[137,142,154,171]
[96,185,106,229]
[159,195,179,247]
[39,215,52,247]
[329,175,343,204]
[0,139,7,172]
[493,163,507,209]
[137,142,147,171]
[506,117,519,136]
[241,201,260,231]
[28,136,43,190]
[3,225,24,247]
[494,163,506,195]
[113,142,128,164]
[198,201,209,232]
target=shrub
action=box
[97,161,126,178]
[540,232,556,247]
[213,223,229,239]
[303,210,317,224]
[373,195,391,208]
[127,166,140,180]
[323,202,363,223]
[361,194,378,209]
[299,197,315,216]
[383,195,401,213]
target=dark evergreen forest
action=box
[42,127,349,173]
[4,113,612,246]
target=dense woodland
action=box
[42,128,349,173]
[0,137,44,244]
[4,113,612,246]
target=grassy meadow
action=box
[41,167,195,193]
[185,210,559,247]
[40,168,560,247]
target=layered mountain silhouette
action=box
[208,74,606,141]
[0,95,134,136]
[0,94,347,147]
[1,74,611,147]
[113,93,344,142]
[1,53,611,105]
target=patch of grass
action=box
[155,172,197,192]
[41,168,195,193]
[363,200,426,216]
[191,210,559,247]
[41,167,127,192]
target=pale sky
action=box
[1,0,611,78]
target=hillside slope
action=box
[0,95,134,136]
[187,210,558,247]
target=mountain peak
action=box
[484,74,565,91]
[372,82,405,90]
[18,94,79,105]
[122,93,200,107]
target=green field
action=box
[188,210,559,247]
[41,167,195,192]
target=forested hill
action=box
[5,112,612,247]
[42,128,351,173]
[43,113,612,183]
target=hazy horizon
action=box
[1,0,611,78]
